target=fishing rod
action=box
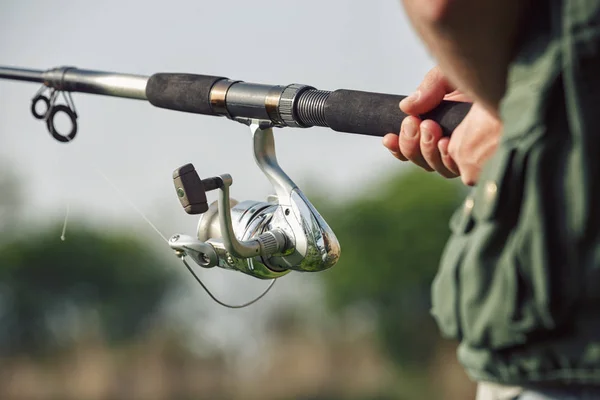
[0,66,470,139]
[0,65,471,307]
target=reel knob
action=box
[172,163,224,215]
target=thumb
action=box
[400,67,456,116]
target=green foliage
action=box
[320,169,465,367]
[0,166,22,232]
[0,224,178,356]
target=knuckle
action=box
[448,145,459,160]
[422,147,439,166]
[403,147,421,161]
[400,135,419,151]
[400,120,411,136]
[420,139,435,152]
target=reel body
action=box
[169,120,341,280]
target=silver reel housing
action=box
[169,120,341,280]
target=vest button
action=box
[464,197,474,212]
[485,181,498,203]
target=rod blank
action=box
[0,67,45,83]
[45,68,149,100]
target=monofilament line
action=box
[58,120,272,309]
[78,151,274,309]
[61,132,168,244]
[93,167,169,243]
[60,203,70,241]
[182,257,277,309]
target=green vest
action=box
[431,0,600,385]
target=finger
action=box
[420,120,458,178]
[437,137,460,176]
[399,116,433,171]
[400,67,457,115]
[382,133,400,153]
[382,133,408,161]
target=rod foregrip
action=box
[146,73,225,115]
[323,89,471,137]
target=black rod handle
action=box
[321,89,471,137]
[146,73,225,116]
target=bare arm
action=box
[401,0,529,117]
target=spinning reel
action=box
[168,120,341,280]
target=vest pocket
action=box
[432,84,583,351]
[457,128,582,351]
[430,199,474,340]
[431,144,532,349]
[460,145,532,350]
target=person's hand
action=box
[383,67,503,186]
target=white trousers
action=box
[476,382,600,400]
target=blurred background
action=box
[0,1,475,399]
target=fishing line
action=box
[60,202,70,241]
[182,257,277,309]
[52,91,274,309]
[93,166,169,243]
[54,103,168,244]
[92,159,277,309]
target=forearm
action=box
[402,0,528,116]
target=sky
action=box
[0,0,435,363]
